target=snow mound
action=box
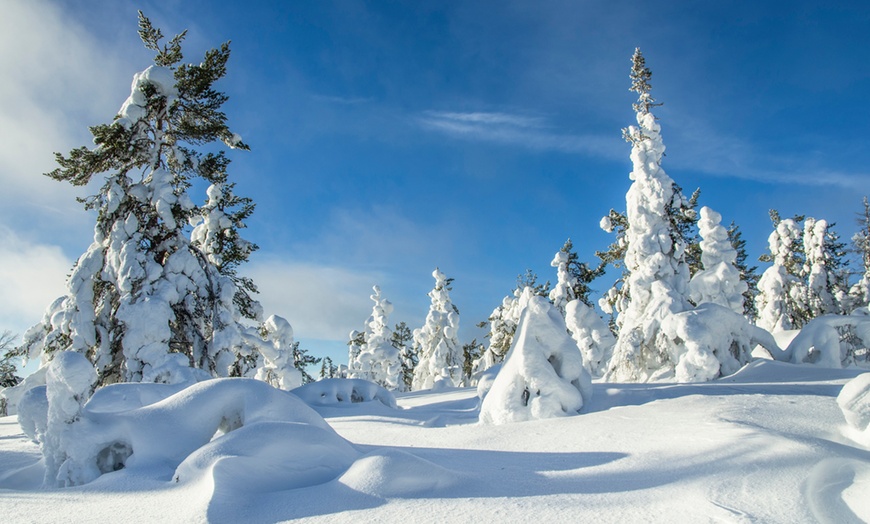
[292,378,397,408]
[339,449,461,497]
[837,373,870,432]
[480,295,592,424]
[173,421,359,493]
[29,377,335,486]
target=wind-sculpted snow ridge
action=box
[292,378,398,408]
[24,357,351,488]
[838,373,870,435]
[480,295,592,424]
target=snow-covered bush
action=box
[412,269,461,390]
[252,315,303,390]
[291,378,397,408]
[688,206,748,314]
[472,287,528,376]
[659,304,778,382]
[565,299,614,378]
[784,314,870,368]
[479,296,592,424]
[349,287,402,390]
[549,250,577,313]
[605,49,693,383]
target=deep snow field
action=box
[1,360,869,524]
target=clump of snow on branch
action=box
[413,269,461,390]
[689,206,747,314]
[348,286,402,390]
[480,295,592,424]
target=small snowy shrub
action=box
[291,378,397,408]
[479,296,592,425]
[785,315,870,368]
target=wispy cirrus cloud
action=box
[418,110,623,160]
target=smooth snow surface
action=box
[1,362,869,522]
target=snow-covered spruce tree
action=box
[803,217,849,318]
[17,14,256,386]
[350,286,402,390]
[391,321,416,391]
[412,268,461,390]
[461,339,483,386]
[346,330,365,377]
[755,211,808,332]
[550,239,604,313]
[851,197,870,308]
[291,342,321,385]
[318,356,338,380]
[604,48,693,382]
[727,222,760,320]
[688,206,748,314]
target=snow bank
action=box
[291,378,397,408]
[480,296,592,424]
[28,377,341,487]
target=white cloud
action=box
[0,1,137,234]
[244,259,381,343]
[0,227,71,338]
[418,110,622,160]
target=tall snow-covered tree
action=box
[349,286,402,390]
[851,197,870,308]
[412,269,461,390]
[688,206,748,314]
[605,48,693,382]
[18,13,258,386]
[755,211,807,332]
[597,209,630,332]
[346,330,365,376]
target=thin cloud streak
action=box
[418,110,623,160]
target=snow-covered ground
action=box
[1,360,869,523]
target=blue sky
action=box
[2,0,869,366]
